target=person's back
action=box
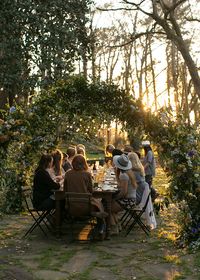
[64,154,107,238]
[119,171,136,199]
[64,169,93,194]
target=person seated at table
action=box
[128,152,147,205]
[77,143,85,150]
[62,146,76,172]
[123,145,133,155]
[64,154,108,237]
[77,146,86,157]
[32,153,60,210]
[62,152,68,169]
[128,151,157,229]
[76,144,86,158]
[106,144,123,158]
[111,154,137,235]
[49,149,65,185]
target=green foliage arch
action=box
[0,76,200,248]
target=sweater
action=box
[33,168,60,208]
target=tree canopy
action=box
[0,0,92,108]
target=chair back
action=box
[65,192,92,218]
[22,188,34,212]
[142,192,150,211]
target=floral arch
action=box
[0,76,199,247]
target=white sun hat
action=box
[113,154,132,170]
[142,140,150,146]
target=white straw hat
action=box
[142,140,150,146]
[113,154,132,170]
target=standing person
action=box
[32,154,60,210]
[142,141,158,201]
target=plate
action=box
[102,185,118,191]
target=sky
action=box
[91,0,200,114]
[92,0,169,110]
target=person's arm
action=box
[118,179,128,197]
[87,172,94,193]
[143,151,153,169]
[42,170,60,190]
[63,172,69,192]
[115,175,128,199]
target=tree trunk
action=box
[154,9,200,102]
[148,36,157,112]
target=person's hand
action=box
[55,175,62,182]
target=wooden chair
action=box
[65,192,97,241]
[22,188,53,237]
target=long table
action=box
[54,189,117,239]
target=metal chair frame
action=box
[120,193,151,236]
[22,188,52,237]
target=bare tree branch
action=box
[170,0,187,12]
[185,17,200,23]
[97,7,136,11]
[162,0,187,19]
[106,30,166,48]
[122,0,153,16]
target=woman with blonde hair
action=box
[128,152,145,177]
[128,152,147,204]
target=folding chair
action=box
[124,193,151,236]
[22,188,52,237]
[119,198,136,228]
[65,192,97,241]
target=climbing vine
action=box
[0,75,200,248]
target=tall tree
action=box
[0,0,92,108]
[121,0,200,103]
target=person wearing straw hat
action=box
[111,154,137,235]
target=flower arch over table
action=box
[0,75,199,248]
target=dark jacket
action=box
[33,168,60,208]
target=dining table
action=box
[54,188,117,239]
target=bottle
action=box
[93,162,97,172]
[93,162,97,182]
